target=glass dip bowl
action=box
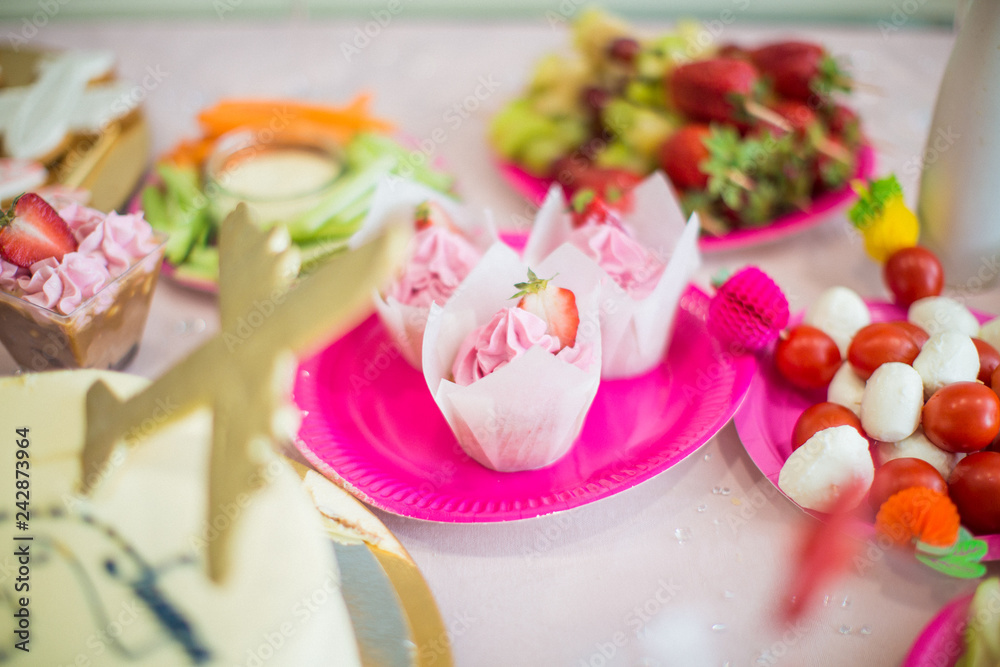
[203,128,344,226]
[0,235,166,371]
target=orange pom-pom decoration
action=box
[874,487,961,548]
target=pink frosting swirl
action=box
[387,227,481,308]
[0,203,159,315]
[451,307,591,386]
[571,224,664,299]
[0,261,26,293]
[69,206,160,275]
[16,253,110,314]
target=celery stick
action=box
[287,156,396,239]
[305,196,372,240]
[141,186,168,230]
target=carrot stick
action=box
[196,94,394,140]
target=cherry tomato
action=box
[847,322,921,380]
[994,365,1000,398]
[972,337,1000,385]
[867,457,947,511]
[791,401,865,450]
[923,382,1000,453]
[775,325,842,390]
[948,451,1000,534]
[883,246,944,307]
[893,320,930,348]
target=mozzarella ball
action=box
[912,331,979,397]
[803,286,871,356]
[908,296,980,337]
[828,362,866,417]
[860,362,923,442]
[778,425,874,512]
[873,428,961,478]
[979,316,1000,352]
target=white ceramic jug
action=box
[917,0,1000,288]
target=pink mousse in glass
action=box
[0,200,165,370]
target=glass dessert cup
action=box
[203,127,345,226]
[0,237,166,371]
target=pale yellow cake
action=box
[0,370,361,666]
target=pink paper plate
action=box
[293,285,756,522]
[733,299,1000,556]
[902,594,972,667]
[497,143,875,253]
[158,260,219,294]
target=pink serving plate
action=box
[733,300,1000,556]
[158,260,218,294]
[293,284,756,522]
[497,143,875,253]
[902,594,972,667]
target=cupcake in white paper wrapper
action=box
[523,172,701,379]
[350,177,497,368]
[422,242,603,472]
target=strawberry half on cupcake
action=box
[422,242,602,472]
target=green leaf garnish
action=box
[571,189,597,214]
[847,174,903,230]
[914,528,989,580]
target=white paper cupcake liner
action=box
[422,242,603,472]
[352,177,498,369]
[523,172,701,378]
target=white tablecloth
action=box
[2,16,995,667]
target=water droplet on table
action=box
[697,504,708,513]
[174,318,206,335]
[860,626,871,636]
[723,590,735,600]
[838,625,852,635]
[823,595,831,607]
[704,453,712,461]
[711,623,726,632]
[674,527,692,544]
[841,596,852,608]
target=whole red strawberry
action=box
[750,41,851,102]
[513,270,579,350]
[826,103,861,146]
[551,159,642,203]
[0,193,78,268]
[570,190,623,228]
[414,200,454,231]
[765,99,818,137]
[669,58,759,125]
[658,124,712,191]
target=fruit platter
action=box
[490,9,873,248]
